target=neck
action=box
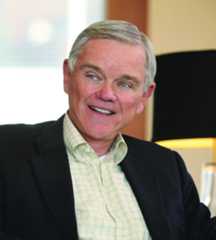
[84,136,114,156]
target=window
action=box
[0,0,105,123]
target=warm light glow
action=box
[156,138,216,149]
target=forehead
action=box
[76,39,146,76]
[79,38,145,59]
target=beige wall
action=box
[148,0,216,54]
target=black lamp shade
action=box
[152,50,216,142]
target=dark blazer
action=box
[0,117,215,240]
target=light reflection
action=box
[28,19,54,45]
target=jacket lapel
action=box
[120,139,171,240]
[30,117,78,240]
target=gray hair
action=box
[68,20,157,92]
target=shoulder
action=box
[123,134,176,158]
[123,135,192,195]
[0,121,53,141]
[123,134,186,173]
[0,117,64,172]
[0,123,36,136]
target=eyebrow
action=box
[118,75,139,82]
[79,63,107,80]
[80,63,103,73]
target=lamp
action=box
[152,50,216,196]
[152,50,216,157]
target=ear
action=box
[136,82,156,114]
[144,82,156,98]
[63,59,71,94]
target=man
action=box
[0,20,215,240]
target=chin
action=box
[87,128,118,141]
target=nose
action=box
[96,83,117,102]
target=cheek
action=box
[68,80,85,100]
[69,84,97,114]
[67,84,83,112]
[120,96,143,114]
[119,95,142,109]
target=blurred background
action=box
[1,0,215,126]
[0,0,105,123]
[1,0,216,210]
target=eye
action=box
[117,79,136,90]
[85,71,102,82]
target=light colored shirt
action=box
[63,114,151,240]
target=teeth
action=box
[91,106,113,115]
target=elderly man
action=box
[0,20,215,240]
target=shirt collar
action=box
[108,134,128,165]
[63,113,87,153]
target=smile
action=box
[89,106,115,115]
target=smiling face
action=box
[63,39,155,153]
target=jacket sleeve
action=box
[0,127,24,240]
[175,151,216,239]
[0,177,22,240]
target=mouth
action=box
[88,105,115,115]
